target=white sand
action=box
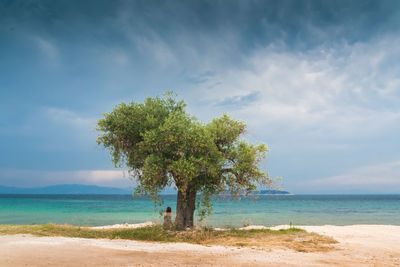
[90,221,156,229]
[1,224,400,266]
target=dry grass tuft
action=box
[0,224,337,252]
[195,228,337,252]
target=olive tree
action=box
[97,92,271,228]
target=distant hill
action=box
[258,190,291,195]
[0,184,132,195]
[0,185,290,195]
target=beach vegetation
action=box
[0,224,336,252]
[96,92,271,229]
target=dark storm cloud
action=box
[2,0,399,50]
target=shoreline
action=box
[87,221,400,230]
[0,224,399,266]
[90,221,156,229]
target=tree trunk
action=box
[175,188,196,229]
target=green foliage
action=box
[97,92,271,219]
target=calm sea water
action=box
[0,194,399,227]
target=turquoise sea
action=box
[1,194,399,227]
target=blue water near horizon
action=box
[0,194,399,227]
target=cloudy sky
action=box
[1,0,400,193]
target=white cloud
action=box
[190,35,400,140]
[128,32,177,68]
[63,170,127,182]
[3,107,100,150]
[0,169,132,188]
[32,36,59,61]
[309,161,400,186]
[41,107,98,144]
[44,107,95,129]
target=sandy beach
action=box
[0,224,399,266]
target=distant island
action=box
[258,190,291,195]
[0,184,291,195]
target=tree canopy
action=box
[97,92,271,228]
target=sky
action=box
[1,0,400,193]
